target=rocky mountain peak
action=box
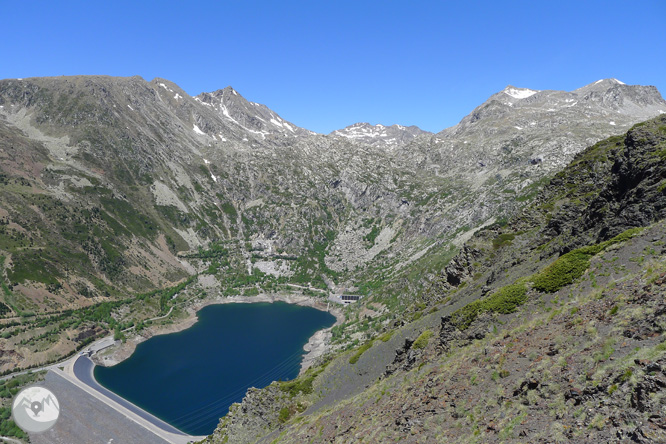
[150,77,189,101]
[330,122,431,148]
[390,79,666,217]
[575,77,626,91]
[502,85,539,100]
[194,87,315,140]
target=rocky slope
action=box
[405,78,665,173]
[0,75,663,374]
[330,122,430,148]
[202,115,666,443]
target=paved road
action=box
[72,356,194,438]
[0,335,115,383]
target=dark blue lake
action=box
[94,302,336,435]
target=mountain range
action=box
[1,74,666,442]
[204,108,666,444]
[0,76,661,309]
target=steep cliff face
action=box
[202,115,666,444]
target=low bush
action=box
[412,330,433,350]
[278,406,292,423]
[531,227,644,293]
[379,331,394,342]
[278,361,330,397]
[349,340,374,364]
[451,283,528,329]
[492,233,515,249]
[531,250,592,293]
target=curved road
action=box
[72,356,191,437]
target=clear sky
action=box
[1,0,664,134]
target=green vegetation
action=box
[0,371,45,439]
[147,276,195,314]
[114,325,126,342]
[450,226,646,332]
[289,236,338,289]
[278,361,329,397]
[492,233,515,249]
[100,196,159,239]
[412,330,433,350]
[349,340,375,365]
[594,338,615,362]
[220,201,237,219]
[657,180,666,193]
[278,407,292,424]
[7,249,62,285]
[531,227,644,293]
[379,331,395,342]
[0,407,26,439]
[620,368,633,383]
[183,242,229,259]
[514,176,552,203]
[364,225,381,245]
[451,283,528,329]
[156,205,190,228]
[0,255,14,316]
[530,250,592,293]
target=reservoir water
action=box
[94,302,336,435]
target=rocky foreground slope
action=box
[202,115,666,443]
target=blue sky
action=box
[2,1,664,133]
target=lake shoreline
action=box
[93,293,344,375]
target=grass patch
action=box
[220,201,237,219]
[412,330,433,350]
[451,227,645,331]
[349,340,375,365]
[451,283,528,329]
[100,196,158,239]
[531,227,644,293]
[7,249,62,285]
[278,407,292,424]
[657,180,666,193]
[278,361,329,397]
[0,371,45,439]
[594,338,616,362]
[492,233,515,249]
[364,225,381,245]
[379,331,394,342]
[531,250,592,293]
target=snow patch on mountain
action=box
[504,87,538,99]
[331,122,431,148]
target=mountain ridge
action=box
[202,113,666,444]
[0,74,664,377]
